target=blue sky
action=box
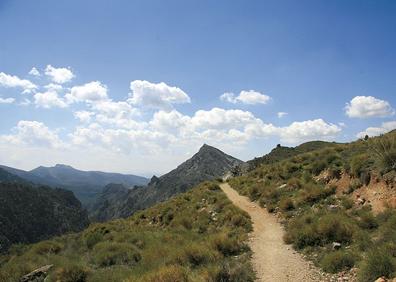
[0,0,395,176]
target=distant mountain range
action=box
[0,164,149,205]
[90,144,244,221]
[0,168,89,252]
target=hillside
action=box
[229,130,396,281]
[0,182,254,282]
[0,180,89,253]
[91,144,244,221]
[247,140,339,170]
[0,164,149,205]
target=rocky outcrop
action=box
[20,265,53,282]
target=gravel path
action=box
[220,183,324,282]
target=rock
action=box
[374,277,386,282]
[332,242,342,250]
[20,264,53,282]
[357,198,366,205]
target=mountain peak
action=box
[55,164,74,169]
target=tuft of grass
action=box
[320,250,356,273]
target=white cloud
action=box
[66,81,108,104]
[345,96,394,118]
[74,111,94,123]
[128,80,191,110]
[220,90,270,105]
[29,67,40,76]
[0,72,37,92]
[1,120,64,149]
[33,90,68,109]
[279,119,341,144]
[0,97,15,104]
[44,83,63,91]
[357,121,396,138]
[277,112,288,118]
[45,65,74,84]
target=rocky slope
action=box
[91,144,244,221]
[0,164,148,205]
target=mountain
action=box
[0,164,149,205]
[0,179,89,252]
[91,144,244,221]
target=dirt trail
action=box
[220,183,324,282]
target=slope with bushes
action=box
[0,182,254,282]
[229,130,396,281]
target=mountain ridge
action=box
[91,144,244,221]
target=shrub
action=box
[211,234,245,256]
[213,259,255,282]
[85,231,103,249]
[177,244,217,267]
[92,242,141,267]
[370,134,396,173]
[347,179,362,194]
[317,214,355,244]
[358,248,396,282]
[138,265,188,282]
[30,241,62,255]
[279,197,294,211]
[320,250,356,273]
[53,264,89,282]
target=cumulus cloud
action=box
[279,119,341,144]
[345,96,394,118]
[0,72,37,92]
[66,81,108,104]
[128,80,191,110]
[45,65,74,84]
[277,112,288,118]
[44,83,63,91]
[357,121,396,138]
[220,90,270,105]
[33,90,68,109]
[0,97,15,104]
[1,120,64,148]
[74,111,94,123]
[29,67,40,76]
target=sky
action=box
[0,0,395,176]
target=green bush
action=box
[317,214,355,244]
[320,250,356,273]
[30,241,62,255]
[211,233,245,256]
[137,265,188,282]
[92,242,141,267]
[177,244,217,267]
[52,264,89,282]
[279,197,295,211]
[359,248,396,282]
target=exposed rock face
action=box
[91,144,244,221]
[0,179,89,252]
